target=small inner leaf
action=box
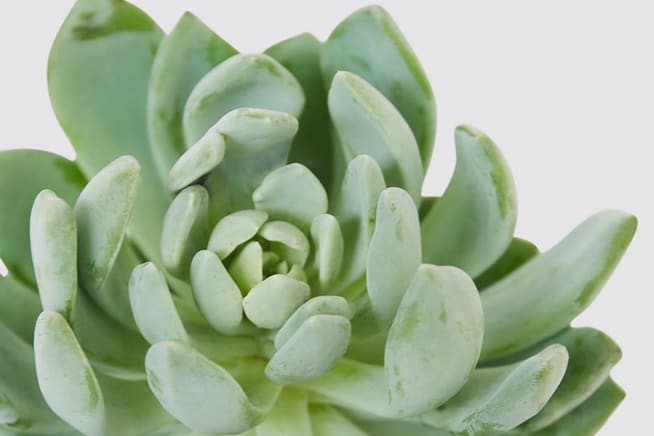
[228,241,264,293]
[208,209,269,259]
[242,275,310,329]
[309,214,344,292]
[258,221,311,267]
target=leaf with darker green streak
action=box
[474,238,539,290]
[0,150,85,287]
[266,33,334,192]
[48,0,168,263]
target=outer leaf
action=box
[0,321,69,433]
[265,315,351,384]
[147,12,237,179]
[145,341,267,434]
[309,405,368,436]
[74,156,140,302]
[30,191,77,320]
[332,155,386,291]
[481,210,637,362]
[474,237,539,290]
[34,311,105,436]
[48,0,168,262]
[322,5,436,167]
[529,379,624,436]
[0,150,84,286]
[253,163,328,232]
[328,71,423,203]
[521,328,622,431]
[385,265,484,416]
[355,420,452,436]
[420,345,569,434]
[0,276,40,344]
[129,262,188,344]
[367,188,421,328]
[421,125,517,278]
[205,108,300,223]
[266,33,334,191]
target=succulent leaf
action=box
[254,389,312,436]
[308,214,344,292]
[242,275,310,329]
[367,187,422,328]
[309,404,368,436]
[34,311,105,436]
[322,5,436,167]
[421,126,518,278]
[48,0,169,263]
[208,210,269,260]
[385,265,484,416]
[474,237,539,290]
[328,71,423,203]
[0,150,84,287]
[30,190,77,321]
[0,276,40,344]
[253,163,328,232]
[228,241,264,292]
[481,210,637,362]
[190,250,244,335]
[167,129,226,192]
[148,12,237,179]
[266,33,335,195]
[258,221,310,268]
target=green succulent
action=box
[0,1,636,435]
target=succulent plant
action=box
[0,1,637,435]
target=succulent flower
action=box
[0,1,637,435]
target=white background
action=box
[1,1,651,434]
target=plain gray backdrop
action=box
[1,1,651,434]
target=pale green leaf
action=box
[322,5,436,167]
[367,188,421,328]
[328,71,422,203]
[309,214,344,292]
[0,276,40,344]
[474,237,539,290]
[168,129,225,192]
[228,241,263,293]
[190,250,243,334]
[208,210,268,260]
[129,262,188,344]
[160,185,209,277]
[421,125,517,278]
[253,163,328,232]
[255,389,312,436]
[481,210,637,362]
[30,190,77,320]
[258,221,310,267]
[309,405,369,436]
[148,12,237,179]
[386,265,484,416]
[242,275,310,329]
[34,311,105,436]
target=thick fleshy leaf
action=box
[266,33,334,193]
[275,296,352,349]
[309,214,344,292]
[49,0,168,262]
[0,150,84,286]
[0,276,40,344]
[34,311,105,436]
[266,315,351,384]
[129,262,188,344]
[228,241,264,292]
[310,405,368,436]
[475,237,539,290]
[160,185,209,277]
[145,341,267,434]
[205,108,300,223]
[529,379,624,436]
[167,129,225,192]
[356,420,452,436]
[322,5,436,167]
[367,188,421,328]
[481,210,637,362]
[258,221,310,267]
[328,71,423,203]
[332,155,386,291]
[0,321,69,433]
[147,12,237,179]
[208,210,268,259]
[421,126,517,278]
[74,156,140,295]
[255,389,312,436]
[30,190,77,320]
[385,265,484,416]
[520,328,622,432]
[190,250,243,334]
[420,345,569,434]
[242,275,310,329]
[253,163,328,232]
